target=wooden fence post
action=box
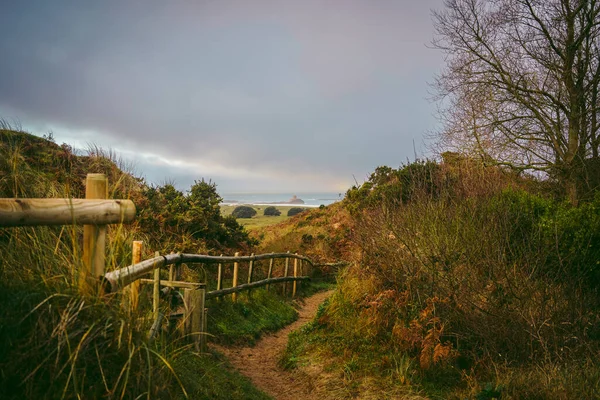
[293,255,298,297]
[183,285,206,352]
[129,240,143,312]
[247,253,254,298]
[153,251,160,322]
[266,257,274,291]
[217,254,223,291]
[82,173,108,281]
[283,251,290,296]
[169,253,175,282]
[232,252,239,302]
[247,253,254,284]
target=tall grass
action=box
[0,126,271,399]
[281,159,600,399]
[0,224,189,399]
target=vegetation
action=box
[279,159,600,399]
[231,205,257,219]
[138,181,257,252]
[220,205,297,230]
[287,207,307,217]
[0,126,276,399]
[207,290,298,346]
[263,206,281,216]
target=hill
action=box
[258,159,600,399]
[0,127,282,399]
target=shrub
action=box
[232,205,257,219]
[263,206,281,216]
[287,207,306,217]
[138,180,255,251]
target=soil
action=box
[213,290,334,400]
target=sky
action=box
[0,0,445,193]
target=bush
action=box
[232,205,257,219]
[287,207,306,217]
[263,206,281,216]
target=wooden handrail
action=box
[103,252,315,292]
[0,198,136,227]
[205,276,310,299]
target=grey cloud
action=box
[0,0,445,192]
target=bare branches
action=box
[433,0,600,201]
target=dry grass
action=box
[276,159,600,399]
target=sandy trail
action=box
[213,290,334,400]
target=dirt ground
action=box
[213,290,334,400]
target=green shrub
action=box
[287,207,306,217]
[137,179,256,251]
[263,206,281,216]
[232,205,257,219]
[539,193,600,287]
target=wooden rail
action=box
[0,173,136,280]
[0,198,136,227]
[205,276,311,299]
[103,252,315,293]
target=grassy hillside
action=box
[269,159,600,399]
[0,127,316,399]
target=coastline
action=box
[220,202,323,208]
[219,192,342,208]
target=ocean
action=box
[219,192,343,207]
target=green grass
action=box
[206,289,299,345]
[175,351,272,400]
[220,205,309,230]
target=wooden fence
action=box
[106,246,314,351]
[0,173,332,352]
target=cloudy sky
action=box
[0,0,445,193]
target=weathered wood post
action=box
[247,253,255,298]
[283,251,290,296]
[129,240,143,311]
[232,252,239,302]
[183,284,206,352]
[247,253,255,284]
[169,252,176,281]
[266,256,274,291]
[217,254,223,291]
[293,254,299,297]
[82,173,108,281]
[153,251,161,322]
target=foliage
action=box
[539,192,600,289]
[278,159,600,399]
[287,207,307,217]
[231,205,257,219]
[263,206,281,216]
[137,180,257,252]
[345,160,441,214]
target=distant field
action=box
[220,204,309,230]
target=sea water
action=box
[219,192,343,207]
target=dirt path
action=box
[213,290,334,400]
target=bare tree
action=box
[433,0,600,203]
